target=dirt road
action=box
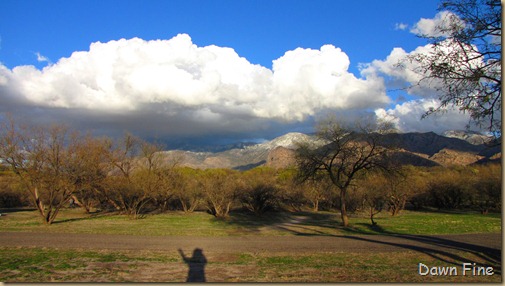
[0,232,501,256]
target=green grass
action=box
[0,208,501,236]
[341,210,502,235]
[0,247,500,282]
[0,209,242,236]
[0,208,501,283]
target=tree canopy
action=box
[406,0,501,133]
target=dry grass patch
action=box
[0,246,500,283]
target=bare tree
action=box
[200,168,238,218]
[296,118,395,227]
[383,170,410,216]
[172,167,204,213]
[301,172,334,212]
[0,119,100,224]
[404,0,501,133]
[356,173,387,226]
[68,135,111,213]
[104,134,168,219]
[239,168,280,216]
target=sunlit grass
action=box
[0,208,501,282]
[0,208,501,236]
[0,247,500,282]
[341,210,502,235]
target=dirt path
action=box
[0,232,501,256]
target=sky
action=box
[0,0,488,148]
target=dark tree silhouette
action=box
[296,118,395,227]
[405,0,501,133]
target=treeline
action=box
[0,122,501,225]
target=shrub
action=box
[201,169,238,218]
[0,175,28,208]
[239,167,281,216]
[469,163,501,214]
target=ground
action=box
[0,232,501,282]
[0,209,501,282]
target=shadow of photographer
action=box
[178,248,207,282]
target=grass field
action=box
[0,208,501,282]
[0,208,501,236]
[0,246,501,282]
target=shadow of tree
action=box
[223,210,293,233]
[357,222,498,267]
[224,210,339,235]
[229,210,502,275]
[339,233,501,275]
[337,222,501,275]
[50,210,122,224]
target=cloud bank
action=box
[0,34,391,140]
[360,7,491,134]
[375,99,476,133]
[0,31,483,144]
[361,40,485,133]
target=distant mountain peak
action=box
[443,130,493,145]
[247,132,316,150]
[161,130,500,170]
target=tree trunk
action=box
[370,207,377,226]
[32,187,49,224]
[313,199,319,212]
[340,188,349,227]
[71,195,89,213]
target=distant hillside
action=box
[161,131,501,170]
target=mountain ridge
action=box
[161,131,501,170]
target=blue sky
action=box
[1,0,437,70]
[0,0,484,147]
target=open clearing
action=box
[0,209,501,282]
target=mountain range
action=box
[161,131,501,170]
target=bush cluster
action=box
[2,161,499,218]
[0,122,500,222]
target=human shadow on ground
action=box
[178,248,208,282]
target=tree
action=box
[383,169,410,216]
[301,172,334,212]
[240,167,280,216]
[356,172,388,226]
[405,0,501,133]
[426,167,472,209]
[200,168,238,218]
[68,135,111,213]
[277,168,308,212]
[469,163,501,214]
[0,120,101,224]
[0,168,26,208]
[169,167,204,213]
[296,118,395,227]
[103,133,169,219]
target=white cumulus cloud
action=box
[0,34,389,139]
[375,99,475,133]
[363,39,488,134]
[361,38,483,100]
[360,45,442,98]
[35,52,51,63]
[410,11,465,37]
